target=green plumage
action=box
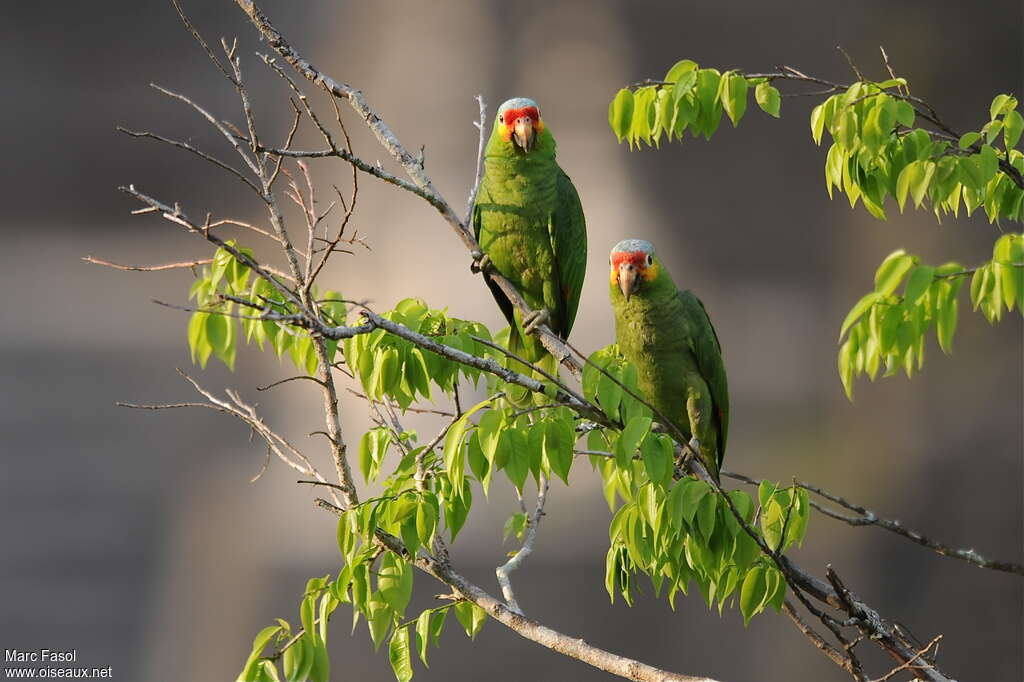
[472,101,587,364]
[609,244,729,480]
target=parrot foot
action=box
[470,251,491,274]
[687,437,702,456]
[523,308,551,335]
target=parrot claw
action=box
[523,308,551,335]
[470,251,491,274]
[687,437,701,456]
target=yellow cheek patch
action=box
[641,261,659,282]
[499,125,513,141]
[536,118,545,134]
[609,266,618,286]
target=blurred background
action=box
[1,1,1021,680]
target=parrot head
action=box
[496,97,546,153]
[610,239,661,302]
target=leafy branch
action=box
[610,52,1023,398]
[101,5,1022,682]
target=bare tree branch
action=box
[120,369,339,505]
[231,0,584,378]
[495,474,548,615]
[310,499,726,682]
[724,470,1024,576]
[83,255,213,272]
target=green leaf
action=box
[640,436,671,487]
[308,640,329,682]
[936,282,959,353]
[695,491,717,541]
[188,311,212,367]
[238,625,283,681]
[543,417,574,484]
[895,160,920,211]
[837,109,857,149]
[453,601,486,640]
[720,72,749,126]
[672,69,699,103]
[894,100,915,127]
[503,512,528,542]
[630,86,656,147]
[903,265,935,305]
[388,627,413,682]
[414,610,432,668]
[428,607,448,648]
[695,68,723,138]
[378,553,413,617]
[1004,110,1023,149]
[442,419,467,495]
[839,291,881,340]
[874,251,915,296]
[284,636,314,682]
[609,89,634,142]
[445,483,472,541]
[367,597,393,650]
[503,428,530,493]
[754,82,780,117]
[615,415,652,468]
[676,478,710,527]
[739,565,767,625]
[810,103,826,145]
[823,143,844,199]
[205,312,234,369]
[990,94,1014,119]
[959,131,981,150]
[416,494,438,549]
[597,370,623,421]
[958,156,985,191]
[665,59,698,86]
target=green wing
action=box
[549,167,587,338]
[679,290,730,460]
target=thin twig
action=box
[465,95,487,224]
[495,474,549,615]
[82,256,213,272]
[725,470,1024,575]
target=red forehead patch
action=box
[611,251,647,268]
[501,106,540,125]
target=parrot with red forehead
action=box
[608,239,729,481]
[472,97,586,366]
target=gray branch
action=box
[724,470,1024,576]
[495,474,549,615]
[312,500,724,682]
[231,0,583,379]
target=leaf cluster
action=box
[813,90,1023,222]
[608,60,780,149]
[583,348,810,625]
[187,243,345,373]
[838,235,1024,397]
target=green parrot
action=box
[608,239,729,481]
[472,97,587,366]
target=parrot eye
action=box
[646,255,653,266]
[499,115,504,123]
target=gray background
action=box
[1,1,1021,681]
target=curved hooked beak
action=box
[618,263,639,301]
[512,116,535,152]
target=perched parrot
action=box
[472,97,587,366]
[608,239,729,481]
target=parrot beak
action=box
[512,116,535,152]
[618,263,639,301]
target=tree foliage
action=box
[609,59,1023,398]
[204,290,811,681]
[112,5,1022,681]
